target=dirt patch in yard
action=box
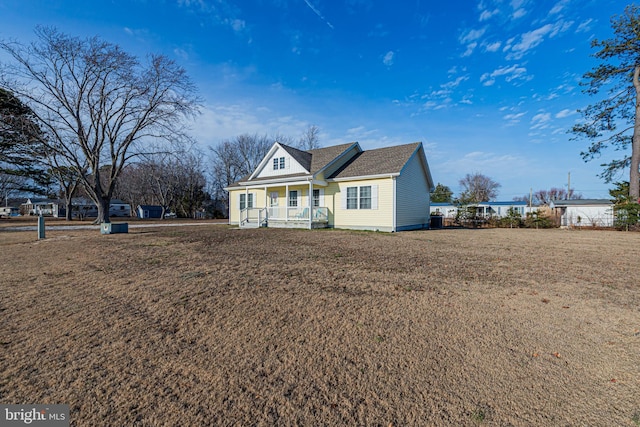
[1,226,639,426]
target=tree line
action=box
[2,5,640,223]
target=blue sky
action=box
[0,0,630,199]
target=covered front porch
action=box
[238,180,330,229]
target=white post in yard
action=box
[37,214,45,239]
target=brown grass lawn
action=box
[1,224,639,426]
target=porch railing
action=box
[240,207,267,227]
[267,206,328,221]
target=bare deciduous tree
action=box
[458,173,501,204]
[0,27,200,223]
[297,124,320,150]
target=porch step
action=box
[240,220,267,229]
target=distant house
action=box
[22,198,60,217]
[225,141,435,232]
[137,205,164,219]
[430,201,533,219]
[0,206,20,218]
[21,198,131,218]
[71,198,131,218]
[549,199,614,227]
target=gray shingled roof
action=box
[279,144,312,171]
[229,141,423,187]
[306,143,357,174]
[328,142,421,179]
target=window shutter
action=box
[296,191,300,207]
[371,185,378,210]
[319,188,324,207]
[341,188,346,210]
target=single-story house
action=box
[0,206,20,218]
[430,201,533,219]
[21,198,131,218]
[22,198,61,217]
[137,205,164,219]
[225,141,435,232]
[549,199,614,227]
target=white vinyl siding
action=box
[256,146,307,178]
[395,152,430,230]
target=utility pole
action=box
[567,172,571,200]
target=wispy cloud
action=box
[530,112,551,129]
[382,50,394,66]
[484,41,501,52]
[459,27,486,57]
[510,0,528,19]
[555,108,575,119]
[549,0,570,15]
[576,18,593,33]
[503,112,526,125]
[303,0,334,29]
[503,20,572,59]
[479,8,499,22]
[480,64,530,86]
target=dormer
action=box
[250,143,311,179]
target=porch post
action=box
[285,184,289,221]
[245,187,248,223]
[308,181,313,229]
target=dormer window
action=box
[273,156,286,170]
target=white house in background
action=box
[21,198,131,218]
[225,141,435,232]
[22,198,60,217]
[549,199,614,227]
[430,201,533,219]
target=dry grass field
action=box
[1,221,639,426]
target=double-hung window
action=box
[273,156,286,170]
[239,193,254,210]
[344,185,377,210]
[346,187,358,209]
[289,190,298,207]
[312,189,320,207]
[359,186,371,209]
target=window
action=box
[273,156,286,170]
[289,190,298,207]
[239,193,254,210]
[343,185,377,210]
[359,186,371,209]
[313,189,320,207]
[346,187,358,209]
